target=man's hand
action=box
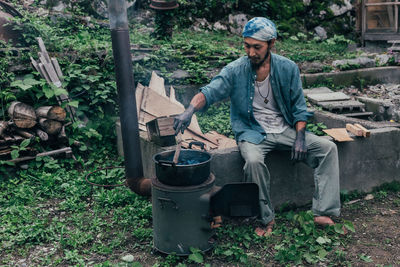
[291,127,307,161]
[173,105,195,135]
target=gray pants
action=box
[238,127,340,225]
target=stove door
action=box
[210,183,260,217]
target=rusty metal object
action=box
[108,0,151,196]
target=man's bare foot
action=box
[314,216,347,234]
[314,216,335,226]
[255,220,275,237]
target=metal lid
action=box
[150,0,179,10]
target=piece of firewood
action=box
[8,101,37,129]
[38,118,62,135]
[354,123,371,138]
[36,106,66,121]
[14,129,34,139]
[57,125,68,144]
[346,124,363,137]
[0,121,8,137]
[36,128,49,141]
[7,147,72,164]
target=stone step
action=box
[307,92,350,104]
[342,111,374,119]
[318,100,365,113]
[303,87,333,96]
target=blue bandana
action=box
[242,17,277,41]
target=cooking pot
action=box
[153,142,211,186]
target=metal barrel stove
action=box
[152,144,260,255]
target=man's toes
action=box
[314,216,335,226]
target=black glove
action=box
[291,128,307,161]
[173,105,195,135]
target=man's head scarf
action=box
[242,17,277,41]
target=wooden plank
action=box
[135,83,146,118]
[156,117,175,136]
[346,123,363,136]
[148,71,166,97]
[204,131,237,149]
[323,128,354,142]
[51,58,63,79]
[354,123,371,137]
[37,37,51,63]
[38,63,51,83]
[30,57,40,73]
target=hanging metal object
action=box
[150,0,179,10]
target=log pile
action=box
[0,101,74,163]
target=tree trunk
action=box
[36,106,66,121]
[38,118,62,135]
[8,101,36,128]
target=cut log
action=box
[0,121,8,137]
[36,106,66,121]
[14,129,34,139]
[354,123,371,138]
[38,118,62,135]
[346,124,363,137]
[8,101,37,128]
[36,128,49,141]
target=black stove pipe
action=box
[108,0,151,196]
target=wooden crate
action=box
[146,116,176,146]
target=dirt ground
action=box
[340,191,400,266]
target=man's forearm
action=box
[189,92,207,111]
[295,121,307,132]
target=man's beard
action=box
[250,48,271,70]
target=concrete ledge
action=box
[302,66,400,88]
[137,126,400,208]
[312,110,400,129]
[209,127,400,207]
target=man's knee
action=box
[243,153,265,169]
[317,138,337,155]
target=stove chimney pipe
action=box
[108,0,151,196]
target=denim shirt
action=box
[200,53,313,144]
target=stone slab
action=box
[303,87,333,96]
[318,100,365,112]
[307,92,350,104]
[302,66,400,88]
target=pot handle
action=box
[158,159,176,167]
[188,141,206,150]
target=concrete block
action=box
[302,66,400,88]
[303,87,332,96]
[307,92,350,104]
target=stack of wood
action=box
[30,37,80,123]
[0,101,74,163]
[136,72,236,150]
[322,123,371,142]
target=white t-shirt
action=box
[253,75,289,133]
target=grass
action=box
[0,143,359,266]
